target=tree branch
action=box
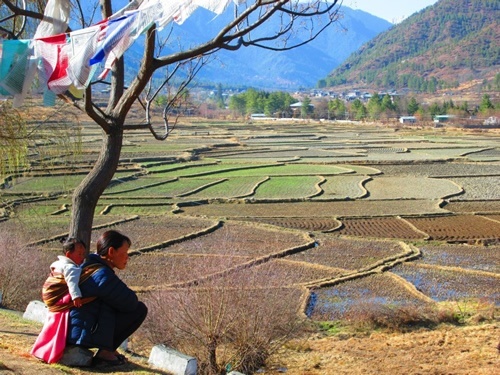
[153,0,340,67]
[115,23,157,121]
[83,85,111,133]
[3,0,44,21]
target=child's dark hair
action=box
[96,230,131,256]
[60,237,86,254]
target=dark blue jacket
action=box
[67,254,139,350]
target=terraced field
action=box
[415,244,500,273]
[310,273,431,321]
[1,120,499,328]
[448,176,500,200]
[179,200,447,217]
[313,175,368,199]
[444,200,500,213]
[288,236,407,271]
[233,217,342,232]
[330,217,427,239]
[365,176,463,200]
[403,214,500,242]
[392,263,499,303]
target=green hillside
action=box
[320,0,500,92]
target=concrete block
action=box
[58,345,93,367]
[148,345,197,375]
[23,300,47,323]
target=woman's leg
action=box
[112,301,148,350]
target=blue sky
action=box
[344,0,439,23]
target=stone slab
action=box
[148,345,197,375]
[23,300,47,323]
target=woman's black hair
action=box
[96,230,131,256]
[60,237,86,254]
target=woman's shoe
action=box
[93,350,126,367]
[93,356,126,367]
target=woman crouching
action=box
[67,230,147,366]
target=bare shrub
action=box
[443,298,497,324]
[0,231,49,311]
[143,254,308,374]
[344,302,444,332]
[341,298,498,333]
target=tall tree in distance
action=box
[1,0,342,252]
[301,96,312,118]
[407,97,419,115]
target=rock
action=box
[58,345,94,367]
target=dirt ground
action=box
[0,309,168,375]
[268,324,500,375]
[1,309,498,375]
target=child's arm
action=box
[73,297,82,308]
[64,265,83,306]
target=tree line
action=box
[224,88,498,121]
[228,88,298,117]
[324,93,498,121]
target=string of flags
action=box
[0,0,241,107]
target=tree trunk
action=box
[69,123,123,253]
[208,338,218,375]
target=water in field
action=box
[307,273,429,320]
[391,264,500,306]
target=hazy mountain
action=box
[321,0,500,92]
[126,5,391,90]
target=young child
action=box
[51,238,86,308]
[31,237,87,363]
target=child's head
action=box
[61,237,87,265]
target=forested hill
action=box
[320,0,500,92]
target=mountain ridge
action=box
[321,0,499,92]
[126,5,392,90]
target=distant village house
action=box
[399,116,417,124]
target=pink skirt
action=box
[31,294,71,363]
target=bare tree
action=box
[143,250,308,374]
[2,0,341,251]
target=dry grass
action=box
[265,322,500,375]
